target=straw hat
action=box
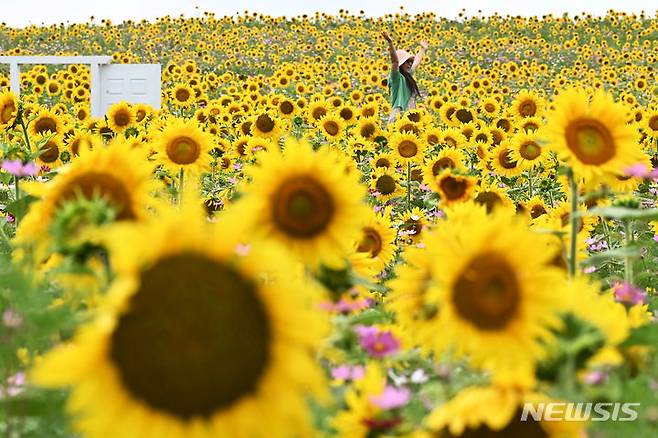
[396,49,414,66]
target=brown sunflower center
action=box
[360,123,375,139]
[648,115,658,132]
[484,103,496,113]
[339,108,353,120]
[376,175,396,195]
[166,136,201,165]
[433,157,455,175]
[375,158,391,168]
[455,108,473,123]
[1,102,16,124]
[175,88,190,102]
[427,134,439,145]
[498,149,517,169]
[255,114,275,133]
[530,204,547,219]
[280,101,294,114]
[357,227,383,257]
[439,408,547,438]
[474,191,503,213]
[312,107,327,120]
[135,109,146,122]
[398,140,418,158]
[110,253,271,419]
[34,117,57,135]
[324,121,339,136]
[439,175,468,201]
[445,137,457,148]
[39,140,59,163]
[520,141,541,160]
[496,118,511,132]
[272,176,335,238]
[565,117,615,165]
[519,100,537,117]
[113,110,131,127]
[452,253,520,330]
[55,172,136,220]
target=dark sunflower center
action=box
[256,114,275,133]
[498,149,517,169]
[438,408,547,438]
[360,123,375,138]
[324,121,339,136]
[485,103,496,112]
[357,227,383,257]
[530,204,547,219]
[433,158,455,175]
[167,136,201,165]
[428,134,439,145]
[497,118,511,132]
[375,158,390,168]
[280,101,294,114]
[312,107,327,120]
[565,117,615,165]
[109,253,271,419]
[175,88,190,102]
[519,100,537,117]
[376,175,396,195]
[408,112,421,122]
[339,108,353,120]
[648,116,658,132]
[114,110,131,127]
[398,140,418,158]
[445,137,457,148]
[272,176,335,238]
[474,191,502,213]
[1,102,16,123]
[455,108,473,123]
[440,176,467,200]
[452,253,520,330]
[34,117,57,134]
[55,171,136,220]
[136,109,146,122]
[39,141,59,163]
[520,141,541,160]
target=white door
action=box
[99,64,161,115]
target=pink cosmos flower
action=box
[613,282,647,306]
[356,325,400,357]
[1,160,37,177]
[369,385,411,410]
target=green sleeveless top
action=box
[389,69,413,110]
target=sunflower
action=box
[397,207,430,244]
[512,90,544,118]
[543,88,644,180]
[422,383,585,438]
[15,139,157,260]
[106,101,135,133]
[432,170,476,206]
[390,131,425,164]
[250,112,284,141]
[423,207,564,375]
[307,100,329,122]
[523,196,549,221]
[509,132,547,170]
[489,142,524,178]
[133,103,152,124]
[479,97,500,118]
[642,108,658,139]
[29,108,64,137]
[170,83,195,108]
[370,167,403,201]
[65,131,99,157]
[370,152,395,169]
[441,128,467,149]
[338,105,357,123]
[422,148,467,186]
[346,137,374,156]
[473,184,516,214]
[356,117,380,141]
[350,211,397,277]
[0,89,18,129]
[276,97,297,118]
[317,114,345,141]
[230,138,368,267]
[153,118,214,174]
[33,133,64,168]
[32,203,327,438]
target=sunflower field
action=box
[1,8,658,438]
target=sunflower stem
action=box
[624,220,634,284]
[567,169,578,277]
[19,118,31,151]
[406,162,412,210]
[178,168,185,204]
[12,175,20,227]
[527,168,533,198]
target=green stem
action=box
[527,167,533,198]
[624,220,634,284]
[13,175,20,227]
[568,169,578,278]
[19,118,31,151]
[406,162,412,211]
[178,168,185,204]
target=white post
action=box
[9,62,20,98]
[90,63,101,117]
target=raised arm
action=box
[381,31,399,72]
[411,40,429,73]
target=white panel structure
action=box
[100,64,161,115]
